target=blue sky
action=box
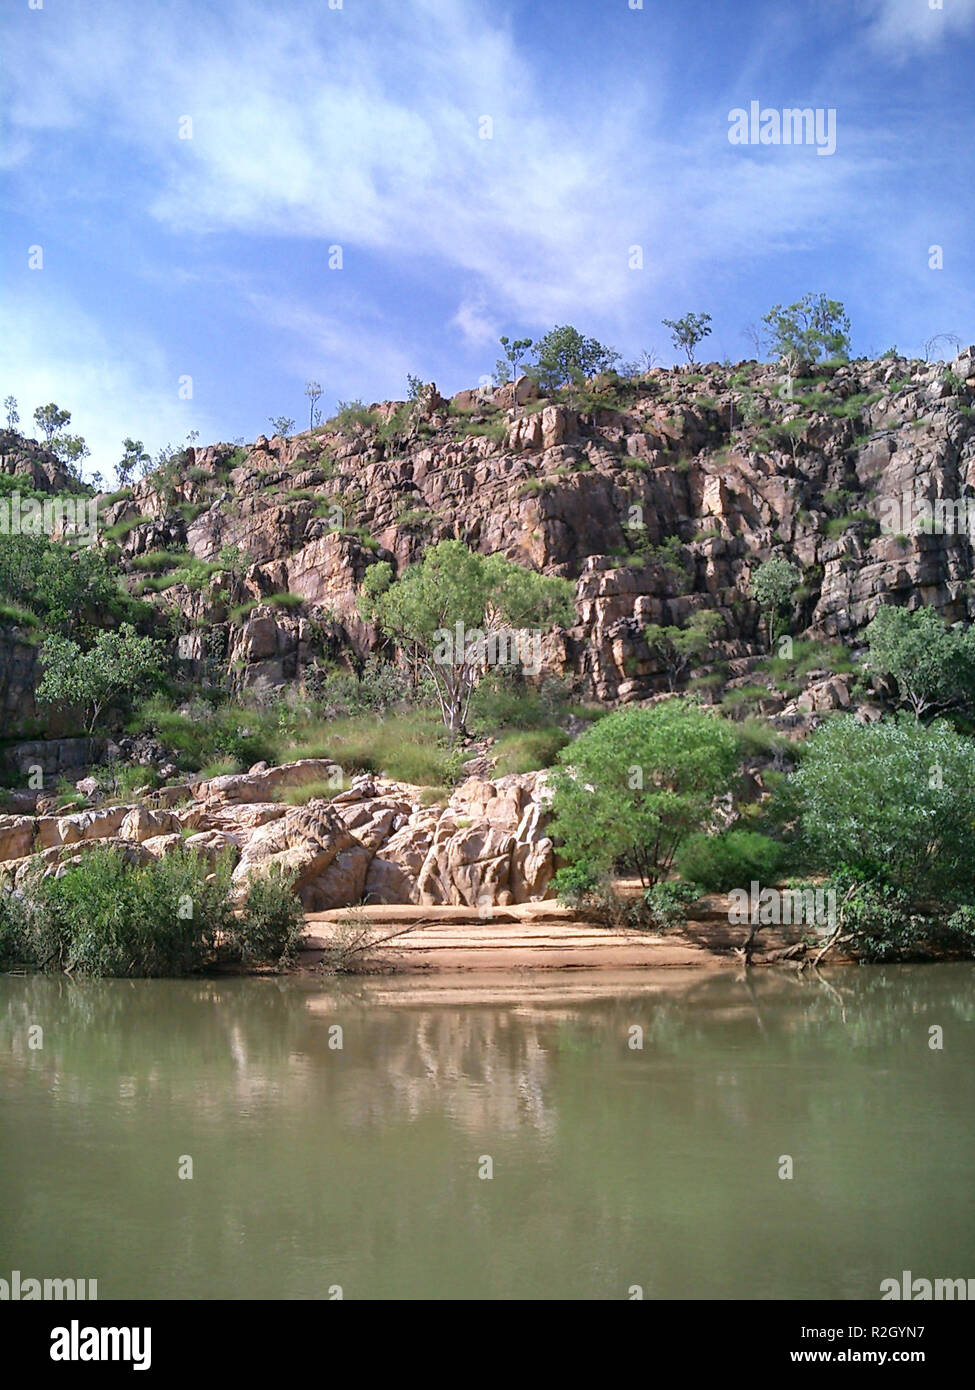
[2,0,974,478]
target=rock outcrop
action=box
[89,349,975,704]
[0,762,557,910]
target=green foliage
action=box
[494,335,534,385]
[38,623,166,733]
[226,866,305,968]
[491,728,569,775]
[33,402,71,444]
[308,654,419,718]
[864,605,975,718]
[675,829,788,892]
[762,294,851,363]
[821,873,975,962]
[641,880,702,930]
[553,861,601,905]
[526,325,619,391]
[283,709,464,786]
[644,609,722,689]
[661,312,712,364]
[550,698,740,887]
[0,846,236,977]
[749,557,802,648]
[218,544,246,576]
[131,694,276,772]
[332,400,377,432]
[103,514,150,542]
[50,434,90,478]
[758,637,855,689]
[0,848,309,976]
[361,539,575,732]
[554,866,699,931]
[793,715,975,901]
[468,670,572,733]
[0,534,132,639]
[116,439,150,486]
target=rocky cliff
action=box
[5,350,975,729]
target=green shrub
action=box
[469,671,571,733]
[553,861,601,907]
[822,874,975,962]
[0,870,62,970]
[641,880,702,930]
[130,549,185,573]
[675,829,788,892]
[131,695,275,772]
[793,715,975,900]
[227,866,305,967]
[308,656,419,717]
[103,515,149,542]
[278,778,344,805]
[4,847,237,977]
[550,699,740,887]
[280,710,459,786]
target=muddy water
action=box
[1,965,973,1300]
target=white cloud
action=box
[0,0,883,337]
[450,297,500,350]
[861,0,975,54]
[239,289,416,405]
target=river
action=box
[1,965,973,1300]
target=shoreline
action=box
[298,899,822,974]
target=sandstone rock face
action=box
[230,803,362,910]
[415,772,555,907]
[0,816,36,862]
[0,766,558,911]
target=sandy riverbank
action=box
[300,897,810,972]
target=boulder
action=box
[231,804,359,908]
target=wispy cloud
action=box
[860,0,975,55]
[1,0,884,329]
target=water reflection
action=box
[0,966,973,1299]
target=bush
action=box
[3,847,236,977]
[553,865,699,932]
[469,670,572,732]
[550,698,740,887]
[553,861,601,906]
[823,875,975,962]
[281,709,462,786]
[131,695,276,771]
[308,655,420,718]
[0,869,62,970]
[641,880,701,930]
[793,714,975,901]
[491,728,568,775]
[675,829,788,892]
[227,867,305,968]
